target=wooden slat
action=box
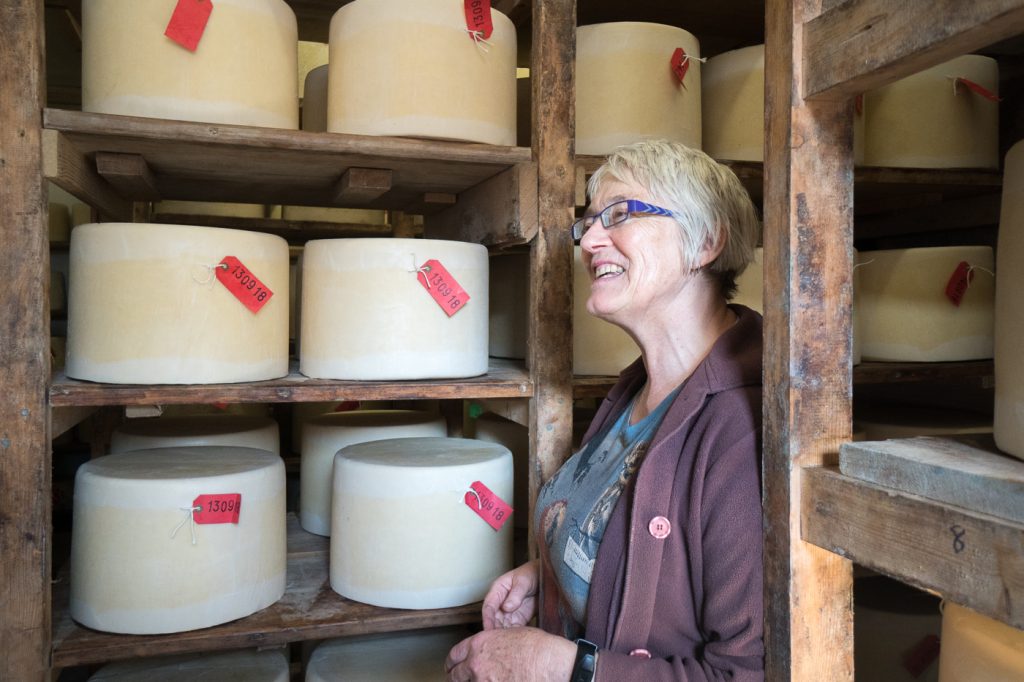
[839,435,1024,525]
[94,152,160,201]
[49,359,532,407]
[475,398,530,428]
[803,0,1024,101]
[52,514,480,667]
[763,0,855,678]
[852,360,994,387]
[424,163,538,247]
[0,2,52,680]
[41,129,133,221]
[802,466,1024,629]
[333,167,392,204]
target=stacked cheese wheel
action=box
[995,140,1024,461]
[938,603,1024,680]
[306,628,469,681]
[109,415,281,455]
[89,649,289,681]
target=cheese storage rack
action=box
[2,0,1023,679]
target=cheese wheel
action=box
[66,223,290,384]
[473,413,528,529]
[82,0,299,129]
[573,246,640,375]
[162,403,271,418]
[331,437,513,608]
[576,22,701,155]
[301,64,329,132]
[281,206,387,224]
[489,252,529,360]
[154,200,266,219]
[327,0,517,145]
[50,271,66,314]
[300,410,447,535]
[110,415,281,455]
[70,446,286,634]
[995,140,1024,461]
[864,55,999,169]
[855,404,992,440]
[300,238,488,380]
[939,602,1024,681]
[856,246,994,361]
[89,649,289,681]
[702,44,865,163]
[298,40,329,98]
[49,202,71,242]
[306,629,468,681]
[854,578,942,682]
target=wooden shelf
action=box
[52,515,481,668]
[50,359,532,408]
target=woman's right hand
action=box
[481,559,539,630]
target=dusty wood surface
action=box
[52,515,480,668]
[803,466,1024,629]
[804,0,1024,100]
[0,2,52,679]
[49,360,532,407]
[41,129,132,221]
[763,0,855,678]
[424,163,539,247]
[528,0,576,559]
[95,152,160,201]
[839,435,1024,524]
[852,360,994,387]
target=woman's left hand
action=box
[444,626,577,682]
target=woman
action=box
[446,139,764,681]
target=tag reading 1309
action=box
[216,256,273,313]
[417,259,470,317]
[192,493,241,524]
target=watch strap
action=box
[570,638,599,682]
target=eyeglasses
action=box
[571,199,675,240]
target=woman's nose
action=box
[579,219,609,252]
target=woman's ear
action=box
[697,231,728,269]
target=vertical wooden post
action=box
[528,0,575,554]
[763,0,855,678]
[0,1,52,679]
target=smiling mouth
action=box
[594,264,625,279]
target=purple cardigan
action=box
[566,305,765,681]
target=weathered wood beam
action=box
[424,163,538,247]
[50,406,98,440]
[763,0,855,678]
[804,0,1024,101]
[41,129,133,221]
[475,398,530,428]
[332,167,392,204]
[403,192,457,215]
[94,152,161,201]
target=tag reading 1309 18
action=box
[216,255,273,313]
[192,493,241,525]
[418,259,470,317]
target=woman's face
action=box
[579,177,692,326]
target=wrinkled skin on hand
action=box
[481,560,539,630]
[444,626,576,682]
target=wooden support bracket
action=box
[423,163,538,246]
[50,406,98,441]
[41,129,133,222]
[475,398,530,428]
[404,192,458,216]
[332,167,392,204]
[94,152,161,201]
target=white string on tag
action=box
[679,54,707,67]
[466,29,492,53]
[853,258,875,271]
[407,253,432,288]
[170,504,202,545]
[191,262,228,285]
[965,262,995,289]
[465,487,483,509]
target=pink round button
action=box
[648,516,671,539]
[629,648,652,658]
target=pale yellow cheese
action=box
[855,403,992,440]
[856,246,994,361]
[574,246,640,375]
[70,446,286,634]
[89,649,289,681]
[301,410,446,535]
[300,238,489,380]
[576,22,701,155]
[473,413,528,529]
[488,252,529,360]
[301,64,329,132]
[66,223,290,384]
[162,403,271,418]
[328,0,517,145]
[82,0,299,129]
[154,200,266,219]
[331,437,513,609]
[289,401,392,452]
[298,40,329,98]
[995,140,1024,461]
[855,584,941,682]
[110,415,280,455]
[281,205,386,224]
[864,55,999,169]
[306,629,469,681]
[939,602,1024,681]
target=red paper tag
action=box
[854,93,864,116]
[670,47,691,86]
[192,493,241,524]
[212,402,230,410]
[416,259,470,317]
[464,481,512,531]
[215,256,273,313]
[464,0,493,40]
[901,634,941,678]
[333,401,360,412]
[944,260,974,306]
[165,0,213,52]
[954,77,1002,102]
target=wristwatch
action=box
[570,638,599,682]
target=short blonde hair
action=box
[587,139,761,299]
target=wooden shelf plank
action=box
[42,109,530,213]
[49,360,532,407]
[52,515,481,668]
[802,466,1024,630]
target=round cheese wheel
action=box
[855,404,992,440]
[82,0,299,129]
[576,22,701,155]
[66,223,290,384]
[301,64,329,132]
[110,415,281,455]
[161,403,271,418]
[331,437,513,609]
[49,202,71,242]
[298,40,329,98]
[306,628,468,681]
[89,648,289,681]
[939,602,1024,681]
[300,410,447,536]
[472,413,528,529]
[327,0,517,145]
[488,252,529,360]
[856,246,994,362]
[290,401,394,453]
[154,200,267,219]
[995,140,1024,461]
[701,44,865,163]
[573,246,640,375]
[300,238,489,380]
[70,446,286,634]
[863,55,999,169]
[281,205,386,224]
